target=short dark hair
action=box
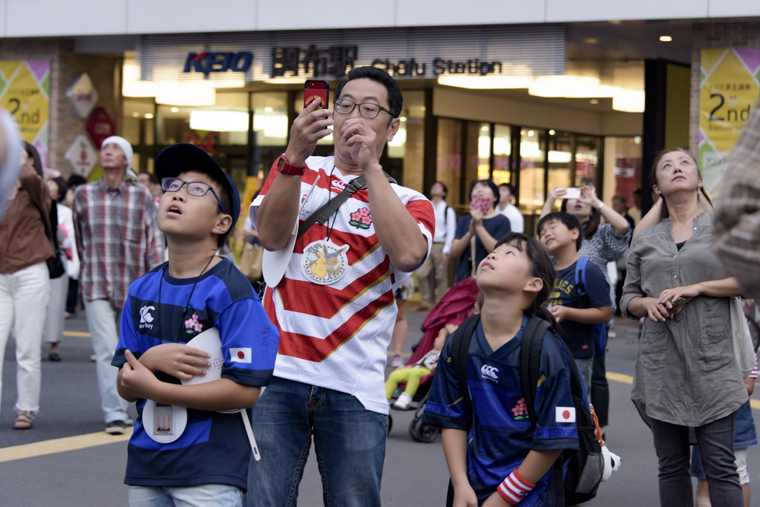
[335,66,403,118]
[536,212,584,251]
[469,179,501,206]
[139,170,158,185]
[67,174,87,188]
[431,181,447,197]
[179,170,233,248]
[632,188,642,197]
[51,177,68,203]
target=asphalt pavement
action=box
[1,311,760,506]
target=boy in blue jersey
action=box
[112,143,279,507]
[537,212,611,392]
[424,233,581,506]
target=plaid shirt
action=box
[73,178,163,309]
[714,95,760,301]
[578,222,631,311]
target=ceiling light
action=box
[437,75,534,89]
[131,112,139,117]
[481,126,489,131]
[528,130,534,136]
[659,35,672,42]
[263,77,310,84]
[170,107,179,113]
[190,110,249,132]
[520,130,526,135]
[549,130,556,135]
[590,99,599,104]
[612,89,645,113]
[264,107,273,112]
[399,116,407,122]
[529,75,615,98]
[144,113,154,119]
[421,106,426,111]
[156,86,215,106]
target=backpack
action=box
[573,257,608,358]
[449,314,604,507]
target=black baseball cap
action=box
[155,143,240,230]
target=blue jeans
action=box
[128,484,242,506]
[245,377,387,507]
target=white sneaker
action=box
[393,392,412,410]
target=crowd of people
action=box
[0,65,758,507]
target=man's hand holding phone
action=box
[283,98,334,168]
[341,117,383,172]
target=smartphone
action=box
[470,193,491,215]
[559,187,581,200]
[304,80,329,112]
[669,297,688,311]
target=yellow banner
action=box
[699,49,760,195]
[0,60,50,167]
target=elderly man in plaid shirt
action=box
[73,136,163,434]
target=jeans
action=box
[0,262,50,414]
[417,243,448,308]
[651,413,743,507]
[128,484,243,507]
[574,356,593,399]
[44,274,68,344]
[84,299,128,423]
[245,377,387,507]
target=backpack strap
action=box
[450,314,481,431]
[296,171,396,241]
[575,256,588,297]
[520,316,552,434]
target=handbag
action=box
[240,241,264,282]
[730,297,756,378]
[34,199,66,279]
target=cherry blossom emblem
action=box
[349,207,372,230]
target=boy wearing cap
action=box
[73,136,164,434]
[111,143,279,506]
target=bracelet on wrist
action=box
[277,154,305,176]
[498,470,536,505]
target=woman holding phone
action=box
[621,148,746,507]
[450,180,510,283]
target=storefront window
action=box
[575,136,599,188]
[604,136,642,207]
[394,91,425,193]
[156,92,249,147]
[252,92,288,178]
[492,125,511,185]
[519,129,546,214]
[123,98,157,173]
[547,130,572,209]
[436,117,462,199]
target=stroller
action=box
[388,277,480,443]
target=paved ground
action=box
[1,311,760,506]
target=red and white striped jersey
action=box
[250,157,435,414]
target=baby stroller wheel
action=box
[387,414,393,435]
[409,417,439,443]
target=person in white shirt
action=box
[414,181,456,311]
[497,183,524,233]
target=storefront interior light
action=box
[170,107,179,113]
[660,35,673,42]
[549,129,556,135]
[437,75,534,90]
[399,116,407,122]
[253,114,288,139]
[590,99,599,104]
[263,77,311,84]
[264,107,273,112]
[388,126,406,147]
[190,110,249,132]
[131,112,139,117]
[548,151,572,163]
[528,74,645,113]
[144,113,154,119]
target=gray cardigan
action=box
[621,211,747,427]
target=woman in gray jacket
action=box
[622,148,746,507]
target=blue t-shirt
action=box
[454,214,511,283]
[112,258,279,491]
[423,316,580,505]
[546,258,610,359]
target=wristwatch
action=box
[277,154,305,176]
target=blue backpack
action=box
[573,257,608,358]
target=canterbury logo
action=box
[480,364,499,381]
[139,306,155,324]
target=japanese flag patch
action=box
[230,348,252,363]
[556,406,576,423]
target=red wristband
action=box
[277,154,305,176]
[497,470,536,505]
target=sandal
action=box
[13,411,33,430]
